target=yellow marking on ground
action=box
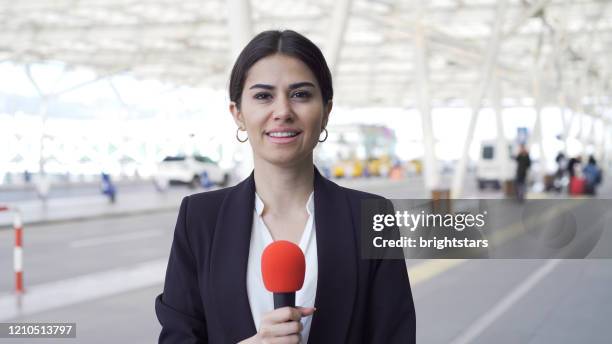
[526,192,551,199]
[406,198,586,286]
[408,259,466,285]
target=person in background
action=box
[515,145,531,202]
[100,172,116,203]
[24,170,32,183]
[567,156,581,178]
[553,151,567,192]
[568,156,585,195]
[583,156,602,196]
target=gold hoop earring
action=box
[318,128,328,142]
[236,128,248,143]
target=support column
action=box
[413,0,438,191]
[553,6,570,155]
[325,0,352,78]
[227,0,253,63]
[603,123,611,170]
[565,92,577,147]
[25,66,51,202]
[492,74,509,183]
[530,67,547,189]
[576,27,596,157]
[592,77,607,161]
[37,98,49,177]
[25,66,48,177]
[559,92,570,155]
[451,0,506,198]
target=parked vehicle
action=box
[366,155,392,177]
[154,155,229,189]
[332,159,364,178]
[476,140,515,190]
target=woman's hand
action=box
[239,306,316,344]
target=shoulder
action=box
[186,186,233,205]
[180,185,235,220]
[175,186,239,255]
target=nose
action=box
[272,94,294,122]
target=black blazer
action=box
[155,168,416,343]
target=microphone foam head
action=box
[261,240,306,293]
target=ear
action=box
[229,101,245,129]
[322,100,333,130]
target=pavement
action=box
[2,171,610,228]
[0,184,201,228]
[0,175,433,228]
[0,174,610,343]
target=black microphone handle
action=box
[273,292,295,309]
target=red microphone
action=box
[261,240,305,309]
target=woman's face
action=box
[230,54,332,167]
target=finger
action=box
[296,306,316,317]
[263,307,302,323]
[259,321,302,338]
[266,334,301,344]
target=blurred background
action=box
[0,0,611,343]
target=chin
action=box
[262,152,310,168]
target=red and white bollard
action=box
[14,210,24,294]
[1,205,24,295]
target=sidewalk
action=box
[2,175,608,228]
[0,186,206,228]
[0,177,399,228]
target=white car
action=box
[476,140,515,190]
[154,155,229,189]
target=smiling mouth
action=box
[266,131,302,138]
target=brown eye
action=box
[254,92,272,100]
[291,91,312,99]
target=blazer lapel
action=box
[308,168,358,343]
[209,172,258,342]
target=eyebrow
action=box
[248,82,316,90]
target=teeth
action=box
[269,131,298,137]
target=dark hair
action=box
[229,30,333,109]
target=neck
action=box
[253,155,315,215]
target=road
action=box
[0,175,611,343]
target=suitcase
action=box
[569,176,585,195]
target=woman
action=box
[155,30,416,343]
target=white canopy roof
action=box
[1,0,610,117]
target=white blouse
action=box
[246,192,318,344]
